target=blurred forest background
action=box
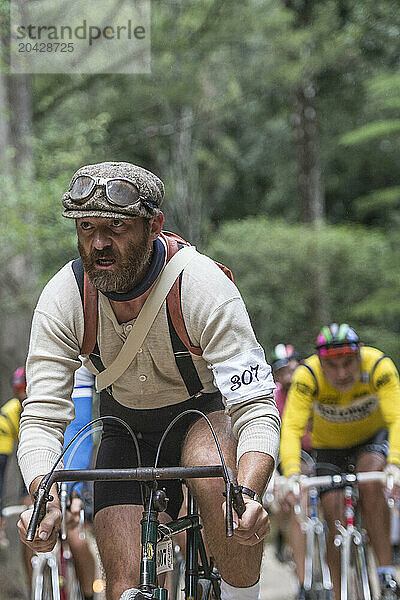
[1,0,400,402]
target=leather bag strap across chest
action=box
[94,245,197,392]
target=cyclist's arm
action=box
[0,453,9,514]
[182,262,280,464]
[373,356,400,467]
[0,398,21,443]
[17,264,84,494]
[279,365,315,477]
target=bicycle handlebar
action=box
[300,471,385,489]
[27,465,245,541]
[275,471,386,493]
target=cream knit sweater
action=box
[18,250,280,489]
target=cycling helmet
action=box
[271,343,300,372]
[12,366,26,393]
[316,323,360,358]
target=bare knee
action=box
[181,411,236,468]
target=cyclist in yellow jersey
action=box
[280,323,400,600]
[0,367,25,548]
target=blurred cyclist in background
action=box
[272,344,301,419]
[1,364,96,599]
[280,323,400,600]
[271,344,301,563]
[272,344,313,600]
[0,367,26,550]
[61,363,96,600]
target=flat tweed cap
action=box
[62,161,164,219]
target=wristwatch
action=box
[240,486,262,504]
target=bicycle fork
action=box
[303,488,332,593]
[31,552,61,600]
[337,483,371,600]
[303,519,332,592]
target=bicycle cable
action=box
[143,409,232,548]
[38,415,142,493]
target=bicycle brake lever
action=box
[79,507,85,540]
[223,482,246,537]
[224,483,234,537]
[26,487,53,542]
[232,483,246,519]
[60,483,68,541]
[386,473,395,510]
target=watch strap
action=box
[240,486,262,504]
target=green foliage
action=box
[9,0,397,233]
[354,186,400,222]
[206,217,400,364]
[0,173,78,315]
[3,0,400,375]
[339,120,400,145]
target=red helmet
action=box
[12,366,26,393]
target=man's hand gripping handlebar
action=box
[17,476,62,553]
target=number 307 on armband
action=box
[230,365,260,391]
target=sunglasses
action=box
[69,175,157,210]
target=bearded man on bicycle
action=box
[17,161,280,600]
[280,323,400,600]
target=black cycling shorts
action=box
[312,429,389,494]
[94,391,224,520]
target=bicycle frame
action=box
[57,483,84,600]
[140,484,219,599]
[333,477,371,600]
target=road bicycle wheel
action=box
[365,534,380,600]
[59,543,84,600]
[63,558,84,600]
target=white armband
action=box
[211,346,276,407]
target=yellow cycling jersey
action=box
[280,346,400,477]
[0,397,21,455]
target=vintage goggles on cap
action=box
[69,175,157,210]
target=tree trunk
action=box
[292,79,325,224]
[165,107,202,245]
[0,73,11,169]
[292,80,329,325]
[8,74,33,175]
[0,73,35,402]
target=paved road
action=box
[0,528,299,600]
[260,544,298,600]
